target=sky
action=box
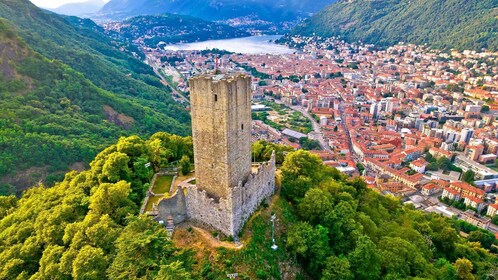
[30,0,107,9]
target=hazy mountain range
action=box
[48,0,107,16]
[95,0,337,22]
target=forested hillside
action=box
[291,0,498,51]
[0,133,195,279]
[111,14,249,48]
[0,0,191,192]
[281,150,498,279]
[0,138,496,279]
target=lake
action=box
[163,35,295,55]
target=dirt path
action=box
[192,227,243,250]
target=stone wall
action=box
[156,153,276,236]
[230,152,276,234]
[156,187,187,224]
[140,172,177,214]
[184,152,276,236]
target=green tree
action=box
[461,170,475,184]
[324,201,359,254]
[0,195,16,219]
[107,216,176,279]
[116,136,145,158]
[36,245,68,279]
[378,236,427,277]
[101,152,131,183]
[467,231,495,249]
[453,258,474,280]
[281,150,324,202]
[436,157,451,171]
[492,215,498,225]
[156,261,192,280]
[349,235,381,280]
[179,155,191,176]
[356,163,365,174]
[133,157,151,181]
[0,183,16,196]
[298,188,333,225]
[89,181,135,223]
[427,162,439,171]
[72,245,108,280]
[321,256,353,280]
[287,222,314,257]
[437,259,457,280]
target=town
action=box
[143,35,498,236]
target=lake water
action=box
[163,35,295,55]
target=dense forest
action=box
[0,0,191,192]
[1,135,496,279]
[112,14,249,48]
[281,150,498,279]
[0,133,194,279]
[291,0,498,51]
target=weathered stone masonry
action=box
[157,73,276,236]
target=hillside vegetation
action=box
[112,14,249,48]
[0,0,191,192]
[280,150,498,279]
[0,138,496,279]
[291,0,498,51]
[0,133,194,279]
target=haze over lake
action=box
[163,35,295,54]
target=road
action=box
[145,55,190,104]
[273,99,332,152]
[338,101,360,162]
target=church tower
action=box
[189,73,252,199]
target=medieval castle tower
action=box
[189,73,252,199]
[157,72,276,236]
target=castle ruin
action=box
[157,73,276,236]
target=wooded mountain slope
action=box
[291,0,498,51]
[113,14,249,47]
[0,0,190,192]
[0,133,195,279]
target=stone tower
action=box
[189,73,252,199]
[157,72,276,236]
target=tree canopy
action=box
[0,134,193,279]
[291,0,498,51]
[281,150,498,279]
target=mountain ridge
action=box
[108,14,250,47]
[49,0,107,16]
[96,0,337,22]
[290,0,498,51]
[0,0,190,193]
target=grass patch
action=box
[152,175,174,194]
[145,195,166,211]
